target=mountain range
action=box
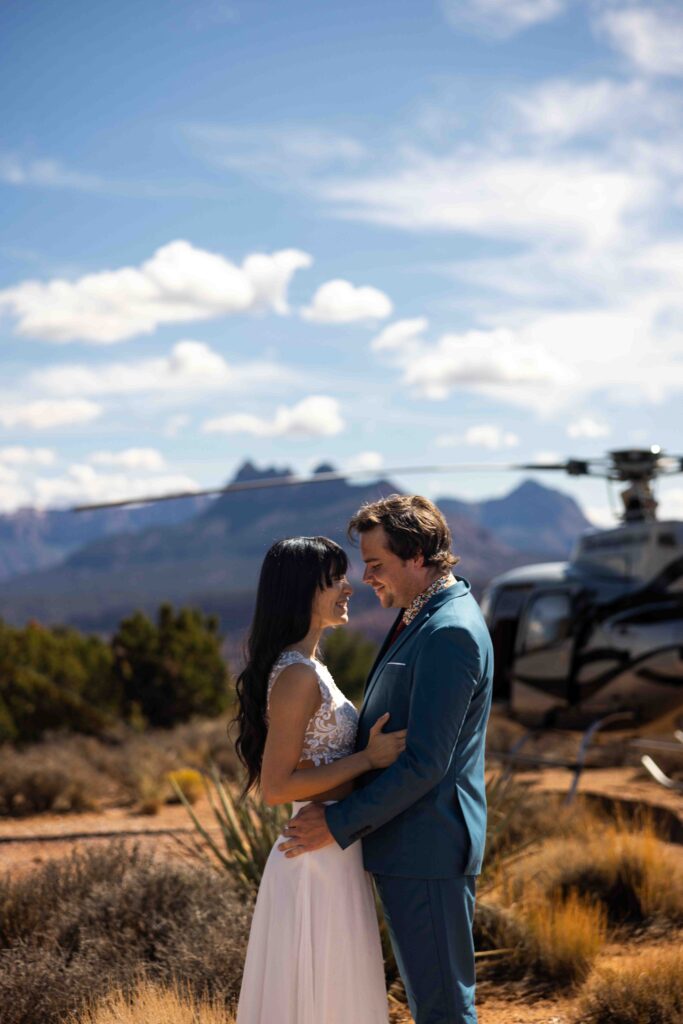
[0,462,592,646]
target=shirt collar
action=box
[402,572,456,626]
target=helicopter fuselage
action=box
[482,520,683,728]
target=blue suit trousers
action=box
[374,874,478,1024]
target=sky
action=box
[2,0,683,526]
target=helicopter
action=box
[73,447,683,737]
[480,447,683,731]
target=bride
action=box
[234,536,405,1024]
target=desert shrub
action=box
[112,604,230,728]
[0,713,239,817]
[577,946,683,1024]
[518,889,607,984]
[0,843,249,1024]
[322,628,377,706]
[473,890,606,986]
[481,772,574,885]
[166,768,203,805]
[508,821,683,927]
[69,978,235,1024]
[0,744,102,816]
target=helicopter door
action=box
[512,589,574,719]
[488,585,532,702]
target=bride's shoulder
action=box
[267,652,322,712]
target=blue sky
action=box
[2,0,683,523]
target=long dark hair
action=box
[234,536,348,794]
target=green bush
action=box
[112,603,230,728]
[0,605,231,744]
[0,620,116,742]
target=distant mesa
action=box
[0,459,591,638]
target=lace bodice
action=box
[266,650,358,766]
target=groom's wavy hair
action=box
[348,494,459,571]
[234,536,348,795]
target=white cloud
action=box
[533,450,562,463]
[0,153,108,192]
[186,124,366,181]
[203,395,345,438]
[436,425,519,449]
[586,504,617,528]
[440,0,566,39]
[0,241,312,343]
[28,465,199,511]
[33,340,288,396]
[164,414,190,438]
[511,78,652,142]
[344,451,384,472]
[371,317,429,352]
[301,279,393,323]
[567,417,610,439]
[598,6,683,78]
[0,479,31,513]
[88,448,167,471]
[320,151,651,248]
[0,446,56,466]
[398,328,573,401]
[658,487,683,520]
[0,399,102,430]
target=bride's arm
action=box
[260,663,405,807]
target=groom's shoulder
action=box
[426,586,488,639]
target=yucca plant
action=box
[171,761,289,900]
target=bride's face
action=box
[310,572,353,630]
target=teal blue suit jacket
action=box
[325,579,493,877]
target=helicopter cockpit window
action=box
[522,592,572,652]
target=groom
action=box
[279,494,493,1024]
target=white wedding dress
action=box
[236,650,389,1024]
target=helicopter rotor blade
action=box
[71,462,526,513]
[65,449,683,514]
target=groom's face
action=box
[360,526,421,609]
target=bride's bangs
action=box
[318,539,348,589]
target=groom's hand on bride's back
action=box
[365,713,407,769]
[278,802,335,858]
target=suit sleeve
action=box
[325,625,481,849]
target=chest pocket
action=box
[369,662,412,726]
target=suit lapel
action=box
[360,607,425,711]
[365,610,403,688]
[359,581,470,714]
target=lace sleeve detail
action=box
[265,651,358,766]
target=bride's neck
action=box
[286,624,323,661]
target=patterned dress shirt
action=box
[402,572,456,626]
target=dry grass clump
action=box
[519,890,607,984]
[0,743,105,815]
[475,890,607,985]
[506,819,683,927]
[0,842,249,1024]
[577,947,683,1024]
[0,713,239,817]
[69,978,235,1024]
[482,772,595,886]
[166,768,204,805]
